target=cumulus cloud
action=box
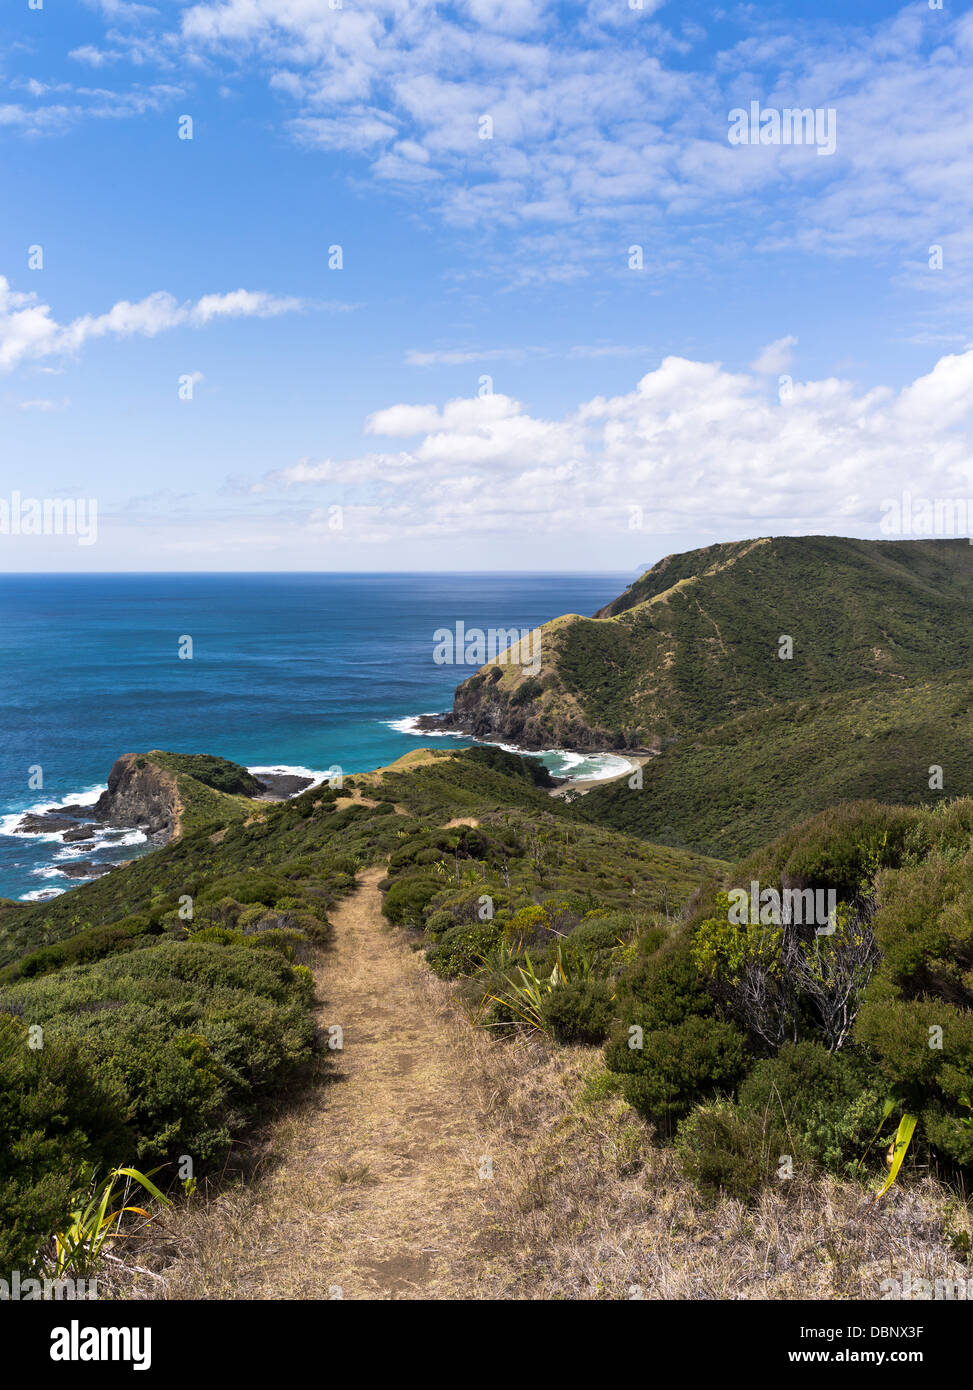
[12,2,973,297]
[267,350,973,543]
[161,1,973,285]
[751,337,797,375]
[0,278,309,372]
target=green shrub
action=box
[426,920,504,979]
[153,753,262,797]
[0,940,316,1168]
[539,979,615,1044]
[0,1014,130,1278]
[676,1101,788,1201]
[737,802,919,902]
[867,844,973,1006]
[0,915,153,983]
[568,912,655,953]
[612,1015,748,1132]
[381,876,440,928]
[854,996,973,1168]
[424,909,454,937]
[199,873,284,907]
[613,934,715,1033]
[738,1042,886,1175]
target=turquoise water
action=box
[0,572,629,901]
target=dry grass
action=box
[104,868,972,1302]
[454,1022,973,1299]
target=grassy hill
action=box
[0,745,719,1278]
[449,536,973,749]
[0,751,268,971]
[5,738,972,1287]
[580,670,973,859]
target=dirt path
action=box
[158,866,509,1300]
[119,864,973,1304]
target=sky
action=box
[1,0,973,571]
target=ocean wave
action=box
[389,714,632,781]
[20,887,66,902]
[97,830,147,849]
[247,764,334,792]
[52,829,146,861]
[383,715,467,739]
[0,783,105,838]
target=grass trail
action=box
[142,865,512,1299]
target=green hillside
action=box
[580,670,973,859]
[449,536,973,749]
[606,797,973,1196]
[0,751,268,971]
[0,746,719,1278]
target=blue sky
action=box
[1,0,972,570]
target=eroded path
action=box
[158,866,508,1300]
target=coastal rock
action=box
[63,826,96,842]
[15,813,81,835]
[93,754,181,841]
[253,771,314,799]
[59,862,113,879]
[449,682,621,752]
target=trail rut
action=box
[164,866,509,1300]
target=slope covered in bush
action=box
[0,779,419,1276]
[580,671,973,858]
[447,536,973,750]
[373,747,723,1047]
[606,798,973,1198]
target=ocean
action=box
[0,572,630,902]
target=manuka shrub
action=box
[0,1014,130,1278]
[737,1042,886,1174]
[539,978,615,1045]
[612,933,715,1033]
[0,940,316,1166]
[736,801,919,902]
[426,919,504,980]
[381,875,441,928]
[610,1015,748,1133]
[854,996,973,1169]
[675,1101,788,1202]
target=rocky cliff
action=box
[93,753,183,841]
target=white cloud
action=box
[69,46,123,67]
[12,1,973,297]
[750,336,797,375]
[0,278,310,372]
[17,397,70,412]
[103,3,950,302]
[405,342,654,366]
[268,349,973,544]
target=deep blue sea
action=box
[0,573,629,902]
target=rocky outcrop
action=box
[93,754,182,841]
[252,770,314,798]
[59,862,113,879]
[417,697,626,753]
[449,687,620,751]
